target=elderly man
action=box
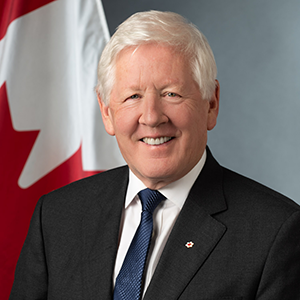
[10,11,300,300]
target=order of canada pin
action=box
[185,241,194,248]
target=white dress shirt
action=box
[113,150,207,296]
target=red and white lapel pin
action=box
[185,241,194,248]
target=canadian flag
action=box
[0,0,124,298]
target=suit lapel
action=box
[82,167,129,300]
[144,148,227,299]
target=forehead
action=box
[114,44,193,86]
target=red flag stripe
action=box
[0,0,56,40]
[0,82,102,299]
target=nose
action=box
[139,93,168,127]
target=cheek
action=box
[170,104,207,132]
[113,107,139,136]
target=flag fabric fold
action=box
[0,0,123,298]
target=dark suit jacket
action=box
[10,148,300,300]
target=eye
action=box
[126,94,140,100]
[167,92,178,97]
[164,92,181,98]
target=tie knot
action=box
[138,188,166,214]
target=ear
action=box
[97,94,115,136]
[207,79,220,131]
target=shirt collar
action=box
[125,149,207,209]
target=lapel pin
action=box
[185,241,194,248]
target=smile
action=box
[142,137,173,145]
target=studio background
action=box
[102,0,300,204]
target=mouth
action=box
[141,137,173,145]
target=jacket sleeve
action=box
[256,210,300,299]
[9,196,48,300]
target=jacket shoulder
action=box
[50,165,127,193]
[40,165,129,211]
[222,167,300,217]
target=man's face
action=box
[99,44,219,189]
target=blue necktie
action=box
[113,188,166,300]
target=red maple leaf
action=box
[0,82,101,299]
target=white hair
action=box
[96,10,217,105]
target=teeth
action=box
[143,137,172,145]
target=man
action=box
[10,11,300,300]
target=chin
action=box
[141,169,178,185]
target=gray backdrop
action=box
[102,0,300,204]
